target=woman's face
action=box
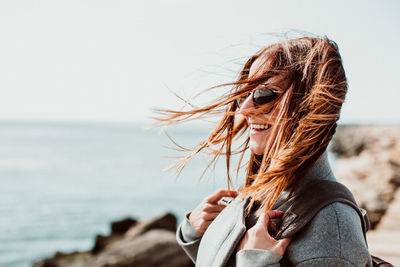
[239,58,289,155]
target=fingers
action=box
[188,189,238,234]
[240,210,291,254]
[205,189,238,204]
[254,210,284,238]
[266,210,284,219]
[203,211,222,221]
[203,203,226,213]
[256,213,268,228]
[268,220,277,233]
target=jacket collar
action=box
[273,150,335,209]
[196,196,248,267]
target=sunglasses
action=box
[236,87,279,108]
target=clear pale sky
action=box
[0,0,399,124]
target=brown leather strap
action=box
[275,180,394,267]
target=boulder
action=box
[92,234,123,254]
[33,213,192,267]
[91,229,193,267]
[111,218,137,234]
[125,212,176,239]
[33,251,93,267]
[331,125,400,228]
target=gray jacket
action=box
[176,152,373,266]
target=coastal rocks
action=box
[331,125,400,228]
[92,218,137,254]
[111,218,137,234]
[124,213,177,239]
[92,229,191,267]
[33,213,193,267]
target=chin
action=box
[249,133,269,155]
[249,142,267,155]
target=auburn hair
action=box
[155,36,347,215]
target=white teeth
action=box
[250,124,270,130]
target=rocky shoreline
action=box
[33,213,193,267]
[34,125,400,267]
[331,125,400,229]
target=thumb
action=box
[257,210,283,228]
[255,213,270,233]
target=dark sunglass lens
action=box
[253,88,278,106]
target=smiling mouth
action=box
[249,124,271,131]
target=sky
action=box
[0,0,399,124]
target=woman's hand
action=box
[188,189,238,234]
[237,210,291,256]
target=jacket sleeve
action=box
[236,249,282,267]
[176,212,203,263]
[294,257,358,267]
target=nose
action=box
[239,94,254,116]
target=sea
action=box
[0,121,336,267]
[0,121,230,267]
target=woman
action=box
[157,36,372,266]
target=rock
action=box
[111,218,137,234]
[92,217,137,254]
[125,212,177,239]
[91,229,193,267]
[33,251,94,267]
[92,234,123,254]
[33,213,192,267]
[367,190,400,266]
[331,125,400,229]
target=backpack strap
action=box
[274,180,369,242]
[274,180,396,267]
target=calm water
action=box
[0,122,229,267]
